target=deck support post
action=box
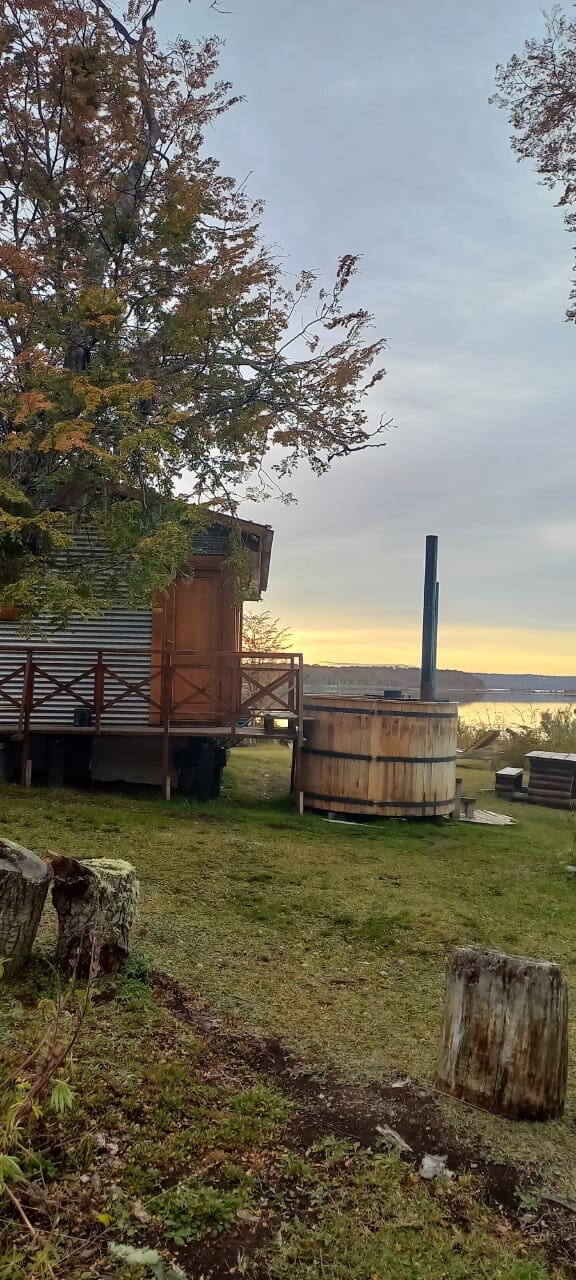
[20,650,34,789]
[94,650,105,734]
[161,650,173,801]
[295,653,304,813]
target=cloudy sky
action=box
[160,0,576,674]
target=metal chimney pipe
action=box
[420,535,439,701]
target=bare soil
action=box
[152,971,576,1275]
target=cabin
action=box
[0,515,303,798]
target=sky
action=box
[159,0,576,674]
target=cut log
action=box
[436,947,568,1120]
[0,839,52,976]
[51,857,139,976]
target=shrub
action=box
[458,706,576,768]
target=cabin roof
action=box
[48,483,274,594]
[47,491,274,598]
[207,513,273,593]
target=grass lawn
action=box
[1,744,576,1277]
[1,960,568,1279]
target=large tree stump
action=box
[51,857,139,976]
[436,947,568,1120]
[0,839,52,976]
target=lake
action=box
[458,697,576,726]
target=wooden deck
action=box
[0,644,304,791]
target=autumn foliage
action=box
[493,5,576,320]
[0,0,387,620]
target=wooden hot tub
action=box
[301,695,458,818]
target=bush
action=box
[458,706,576,768]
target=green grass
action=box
[1,744,575,1201]
[0,964,567,1279]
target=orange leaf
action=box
[14,391,54,424]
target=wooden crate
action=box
[525,752,576,810]
[495,766,524,796]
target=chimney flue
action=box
[420,534,439,702]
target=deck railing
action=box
[0,645,304,744]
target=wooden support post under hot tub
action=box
[453,777,462,822]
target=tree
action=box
[493,6,576,320]
[242,609,292,654]
[0,0,388,623]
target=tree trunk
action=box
[51,857,139,977]
[0,839,52,976]
[436,947,568,1120]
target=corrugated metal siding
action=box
[0,609,152,729]
[0,521,254,731]
[195,525,231,556]
[61,523,233,559]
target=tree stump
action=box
[0,839,52,976]
[436,947,568,1120]
[51,857,139,976]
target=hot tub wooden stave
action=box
[301,696,458,818]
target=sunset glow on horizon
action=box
[289,624,576,676]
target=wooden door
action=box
[151,559,241,725]
[171,568,225,723]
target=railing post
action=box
[94,649,104,734]
[289,655,296,714]
[161,650,173,800]
[294,653,304,814]
[230,651,241,740]
[21,649,34,788]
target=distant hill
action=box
[475,673,576,694]
[303,666,484,701]
[302,666,576,701]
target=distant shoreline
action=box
[303,664,576,699]
[474,690,576,702]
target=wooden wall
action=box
[151,556,242,724]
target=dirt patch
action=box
[151,970,576,1274]
[159,1221,269,1280]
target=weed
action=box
[153,1181,248,1244]
[458,705,576,767]
[117,978,153,1011]
[124,951,152,982]
[516,1186,543,1213]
